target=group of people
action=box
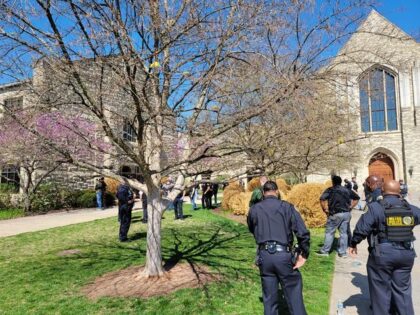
[95,176,223,242]
[247,174,419,315]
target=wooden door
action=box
[369,153,394,182]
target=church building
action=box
[310,10,420,199]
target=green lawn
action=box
[0,208,24,220]
[0,205,334,315]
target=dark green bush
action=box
[31,184,63,213]
[0,183,18,193]
[75,190,96,208]
[0,193,12,209]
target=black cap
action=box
[263,181,278,192]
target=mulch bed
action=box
[82,263,220,299]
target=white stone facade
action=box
[309,10,420,199]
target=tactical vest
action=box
[379,200,415,242]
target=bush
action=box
[0,183,18,193]
[31,184,63,213]
[0,193,12,209]
[30,185,115,212]
[72,190,115,208]
[286,183,328,228]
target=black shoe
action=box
[120,238,130,242]
[141,220,148,224]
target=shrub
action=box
[0,193,12,209]
[286,183,327,228]
[104,177,120,195]
[72,190,115,208]
[0,183,18,193]
[31,184,63,212]
[75,190,97,208]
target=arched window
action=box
[359,68,397,132]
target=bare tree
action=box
[0,0,376,277]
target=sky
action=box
[374,0,420,39]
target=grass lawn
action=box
[0,205,335,315]
[0,208,24,220]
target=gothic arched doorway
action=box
[368,152,395,182]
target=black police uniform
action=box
[118,185,134,242]
[351,195,420,315]
[247,196,310,315]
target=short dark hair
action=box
[332,175,342,186]
[263,181,278,192]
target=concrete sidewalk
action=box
[329,210,420,314]
[0,201,144,238]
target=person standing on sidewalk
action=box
[247,181,310,315]
[316,175,359,258]
[95,177,107,210]
[349,180,420,315]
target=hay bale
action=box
[324,179,332,187]
[286,183,327,228]
[230,192,253,215]
[247,177,261,192]
[275,178,291,194]
[104,178,121,195]
[221,183,244,210]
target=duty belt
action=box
[259,242,290,254]
[378,239,413,249]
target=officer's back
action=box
[248,196,297,245]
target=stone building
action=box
[0,57,175,190]
[309,10,420,199]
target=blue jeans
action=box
[191,190,198,209]
[96,191,104,209]
[320,212,351,255]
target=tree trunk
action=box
[22,191,31,213]
[143,185,165,277]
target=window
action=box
[359,68,397,132]
[122,121,137,142]
[4,97,23,110]
[0,165,20,189]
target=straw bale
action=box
[104,178,121,195]
[231,192,253,215]
[324,179,332,187]
[221,183,244,210]
[286,183,327,228]
[247,177,261,192]
[276,178,291,194]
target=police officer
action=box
[317,175,360,257]
[349,180,420,315]
[116,183,135,242]
[364,175,383,205]
[247,181,310,315]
